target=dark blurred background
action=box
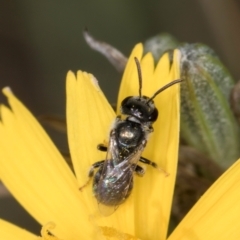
[1,0,240,234]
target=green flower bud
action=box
[144,33,178,63]
[179,43,240,168]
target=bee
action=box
[80,57,182,214]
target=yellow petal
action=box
[66,71,138,236]
[66,71,115,209]
[117,43,143,111]
[168,159,240,240]
[117,49,181,240]
[135,51,181,240]
[0,88,94,239]
[0,219,36,240]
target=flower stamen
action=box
[39,222,61,240]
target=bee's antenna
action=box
[147,79,183,103]
[134,57,143,98]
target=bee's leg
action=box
[97,116,121,152]
[140,157,169,176]
[140,157,158,168]
[97,144,108,152]
[79,160,105,191]
[132,164,145,177]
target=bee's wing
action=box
[97,130,146,216]
[98,203,119,216]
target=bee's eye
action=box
[148,108,158,122]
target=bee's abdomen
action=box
[93,166,133,206]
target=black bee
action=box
[80,57,182,214]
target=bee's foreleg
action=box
[79,160,105,191]
[97,116,121,152]
[139,157,169,176]
[97,144,108,152]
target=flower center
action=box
[100,226,141,240]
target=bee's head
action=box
[120,57,182,124]
[121,96,158,123]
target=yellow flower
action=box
[0,43,239,240]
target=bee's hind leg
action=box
[133,164,145,177]
[140,157,169,177]
[79,160,105,191]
